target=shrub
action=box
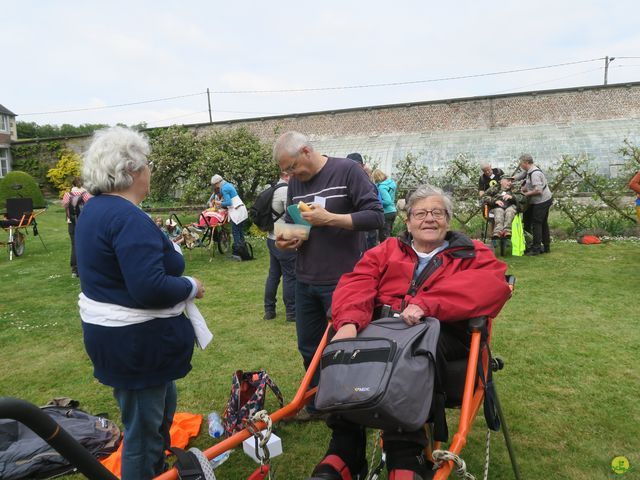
[0,171,46,208]
[46,150,82,197]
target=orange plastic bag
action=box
[100,412,203,478]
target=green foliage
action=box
[148,126,204,201]
[183,128,278,204]
[45,151,82,197]
[393,153,431,201]
[10,141,64,184]
[548,153,636,234]
[149,127,278,205]
[0,170,46,207]
[16,121,110,139]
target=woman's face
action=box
[406,196,450,252]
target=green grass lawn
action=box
[1,205,638,479]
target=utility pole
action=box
[604,56,616,85]
[207,88,213,123]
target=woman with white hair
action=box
[310,185,510,480]
[75,127,206,480]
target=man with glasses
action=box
[273,131,384,421]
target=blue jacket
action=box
[377,178,397,214]
[76,195,195,389]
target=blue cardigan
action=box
[76,195,195,389]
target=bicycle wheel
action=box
[217,227,231,254]
[12,231,25,257]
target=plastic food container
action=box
[274,223,311,240]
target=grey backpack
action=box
[315,317,440,432]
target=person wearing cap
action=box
[482,176,518,238]
[273,132,384,420]
[478,162,504,197]
[165,218,183,245]
[209,174,248,257]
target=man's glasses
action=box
[281,158,299,174]
[410,209,447,221]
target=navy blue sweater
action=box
[76,195,195,389]
[286,157,384,284]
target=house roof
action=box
[0,104,17,116]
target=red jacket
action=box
[332,231,511,332]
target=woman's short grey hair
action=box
[272,131,313,162]
[406,184,454,219]
[83,126,150,195]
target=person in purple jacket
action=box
[273,131,384,420]
[76,127,206,480]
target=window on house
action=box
[0,115,9,133]
[0,148,9,177]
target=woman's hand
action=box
[332,324,357,341]
[400,304,425,325]
[193,277,205,298]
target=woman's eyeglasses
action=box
[410,209,447,221]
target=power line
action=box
[19,91,206,116]
[489,67,604,95]
[208,57,605,94]
[17,57,608,117]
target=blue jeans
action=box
[295,281,337,388]
[113,381,177,480]
[264,238,296,316]
[232,221,246,250]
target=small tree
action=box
[148,126,203,201]
[46,150,82,197]
[183,128,278,204]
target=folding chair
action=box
[1,198,47,260]
[481,204,495,245]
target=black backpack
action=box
[67,194,85,225]
[248,183,286,232]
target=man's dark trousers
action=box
[524,198,552,253]
[264,238,296,317]
[294,281,336,388]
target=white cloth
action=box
[78,292,213,349]
[228,195,249,224]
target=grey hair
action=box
[519,153,534,164]
[82,126,150,195]
[479,162,491,169]
[406,184,454,219]
[272,131,313,162]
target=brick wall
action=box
[13,82,640,177]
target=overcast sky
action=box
[4,1,640,128]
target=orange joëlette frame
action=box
[156,283,512,480]
[154,324,332,480]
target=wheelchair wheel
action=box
[217,227,231,254]
[12,231,25,257]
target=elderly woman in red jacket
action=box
[310,185,511,480]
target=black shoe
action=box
[263,311,276,320]
[286,314,296,322]
[525,250,540,256]
[543,246,551,253]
